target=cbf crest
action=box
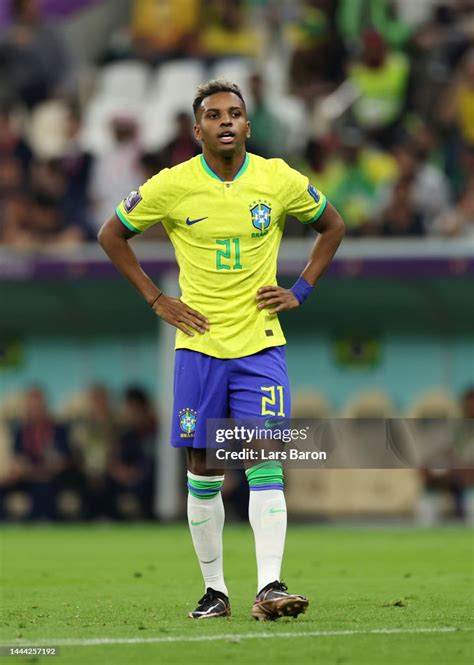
[179,408,197,437]
[249,200,272,238]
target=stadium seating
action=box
[96,61,151,102]
[291,389,334,417]
[140,59,206,149]
[406,389,461,418]
[343,389,398,418]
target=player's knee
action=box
[246,462,284,491]
[187,471,224,500]
[186,448,208,476]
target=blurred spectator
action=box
[2,189,85,248]
[453,144,474,198]
[0,104,32,174]
[106,386,156,520]
[0,0,75,108]
[409,2,474,124]
[406,119,446,177]
[158,111,200,167]
[378,175,425,237]
[0,190,29,244]
[434,185,474,237]
[57,103,95,239]
[200,0,260,59]
[1,386,76,520]
[140,151,165,182]
[0,107,31,243]
[131,0,201,63]
[0,154,24,200]
[347,29,410,147]
[377,141,451,233]
[417,386,474,525]
[70,384,117,519]
[89,113,143,231]
[326,127,398,234]
[414,1,474,72]
[298,136,337,197]
[246,73,284,157]
[337,0,415,50]
[441,48,474,146]
[287,0,346,99]
[439,47,474,185]
[3,158,87,247]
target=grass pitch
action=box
[1,524,473,664]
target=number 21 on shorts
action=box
[261,385,285,416]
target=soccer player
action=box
[98,80,345,620]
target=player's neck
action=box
[201,148,247,182]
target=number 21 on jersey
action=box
[216,238,242,270]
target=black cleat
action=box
[188,588,231,619]
[251,580,309,621]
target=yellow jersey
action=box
[116,152,327,359]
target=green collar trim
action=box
[200,152,250,182]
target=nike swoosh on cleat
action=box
[191,518,211,526]
[186,216,208,225]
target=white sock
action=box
[249,489,287,592]
[187,473,228,597]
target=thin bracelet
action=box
[150,292,163,308]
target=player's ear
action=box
[193,123,201,141]
[246,120,251,139]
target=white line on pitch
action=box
[1,626,469,648]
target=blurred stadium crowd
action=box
[0,0,473,246]
[0,382,472,522]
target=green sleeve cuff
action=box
[299,197,327,225]
[115,207,141,233]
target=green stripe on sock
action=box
[246,461,284,487]
[188,479,223,490]
[187,476,224,500]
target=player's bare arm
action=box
[98,214,209,336]
[256,201,345,314]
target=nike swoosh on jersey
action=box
[186,216,208,225]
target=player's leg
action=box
[170,349,230,619]
[186,447,230,618]
[230,345,309,620]
[246,460,287,590]
[247,461,307,620]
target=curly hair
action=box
[192,79,246,117]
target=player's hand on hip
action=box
[152,295,209,336]
[256,286,299,314]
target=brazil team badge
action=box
[179,408,197,437]
[249,200,272,237]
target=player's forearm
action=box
[301,203,345,286]
[98,224,160,305]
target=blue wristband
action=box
[290,276,313,305]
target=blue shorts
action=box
[171,346,291,448]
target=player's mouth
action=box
[218,131,236,144]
